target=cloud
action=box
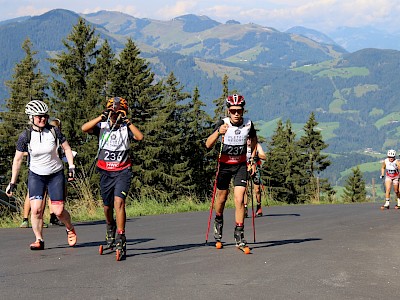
[15,5,52,17]
[155,1,198,19]
[202,0,400,32]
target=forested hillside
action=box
[0,9,399,190]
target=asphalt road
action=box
[1,202,400,300]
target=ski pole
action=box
[205,135,224,244]
[249,170,256,243]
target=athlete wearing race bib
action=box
[244,138,266,218]
[206,94,257,249]
[82,97,143,259]
[380,149,400,209]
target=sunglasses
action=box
[229,109,243,115]
[34,114,49,119]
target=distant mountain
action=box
[83,11,347,67]
[0,16,31,26]
[329,26,400,52]
[0,9,125,101]
[286,26,338,46]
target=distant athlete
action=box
[380,149,400,209]
[244,138,266,217]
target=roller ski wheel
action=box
[237,245,251,255]
[99,223,116,255]
[115,234,126,261]
[116,249,124,261]
[215,241,223,249]
[98,243,115,255]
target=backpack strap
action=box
[49,126,59,150]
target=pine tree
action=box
[264,120,287,202]
[342,166,367,203]
[298,112,331,201]
[109,38,165,198]
[263,119,306,203]
[154,72,193,198]
[182,86,214,199]
[89,39,116,116]
[49,17,100,168]
[212,74,229,122]
[0,38,48,186]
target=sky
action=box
[1,0,400,33]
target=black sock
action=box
[50,213,57,222]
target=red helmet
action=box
[106,97,129,112]
[226,94,245,108]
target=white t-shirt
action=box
[16,126,65,175]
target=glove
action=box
[121,116,132,126]
[6,183,16,194]
[101,109,112,122]
[114,110,126,124]
[68,165,76,182]
[380,175,384,179]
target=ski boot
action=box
[30,239,44,250]
[380,201,390,210]
[20,219,29,228]
[395,201,400,209]
[256,203,263,217]
[99,223,116,255]
[234,225,250,254]
[50,213,64,226]
[214,216,223,249]
[115,233,126,261]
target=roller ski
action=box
[98,223,116,255]
[380,200,390,210]
[395,200,400,210]
[214,216,223,249]
[115,233,126,261]
[234,225,251,254]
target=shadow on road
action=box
[256,213,301,218]
[250,238,321,249]
[48,238,154,250]
[126,242,205,258]
[74,218,139,227]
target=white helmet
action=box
[387,149,396,157]
[25,100,48,116]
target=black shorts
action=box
[98,167,132,207]
[217,162,248,190]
